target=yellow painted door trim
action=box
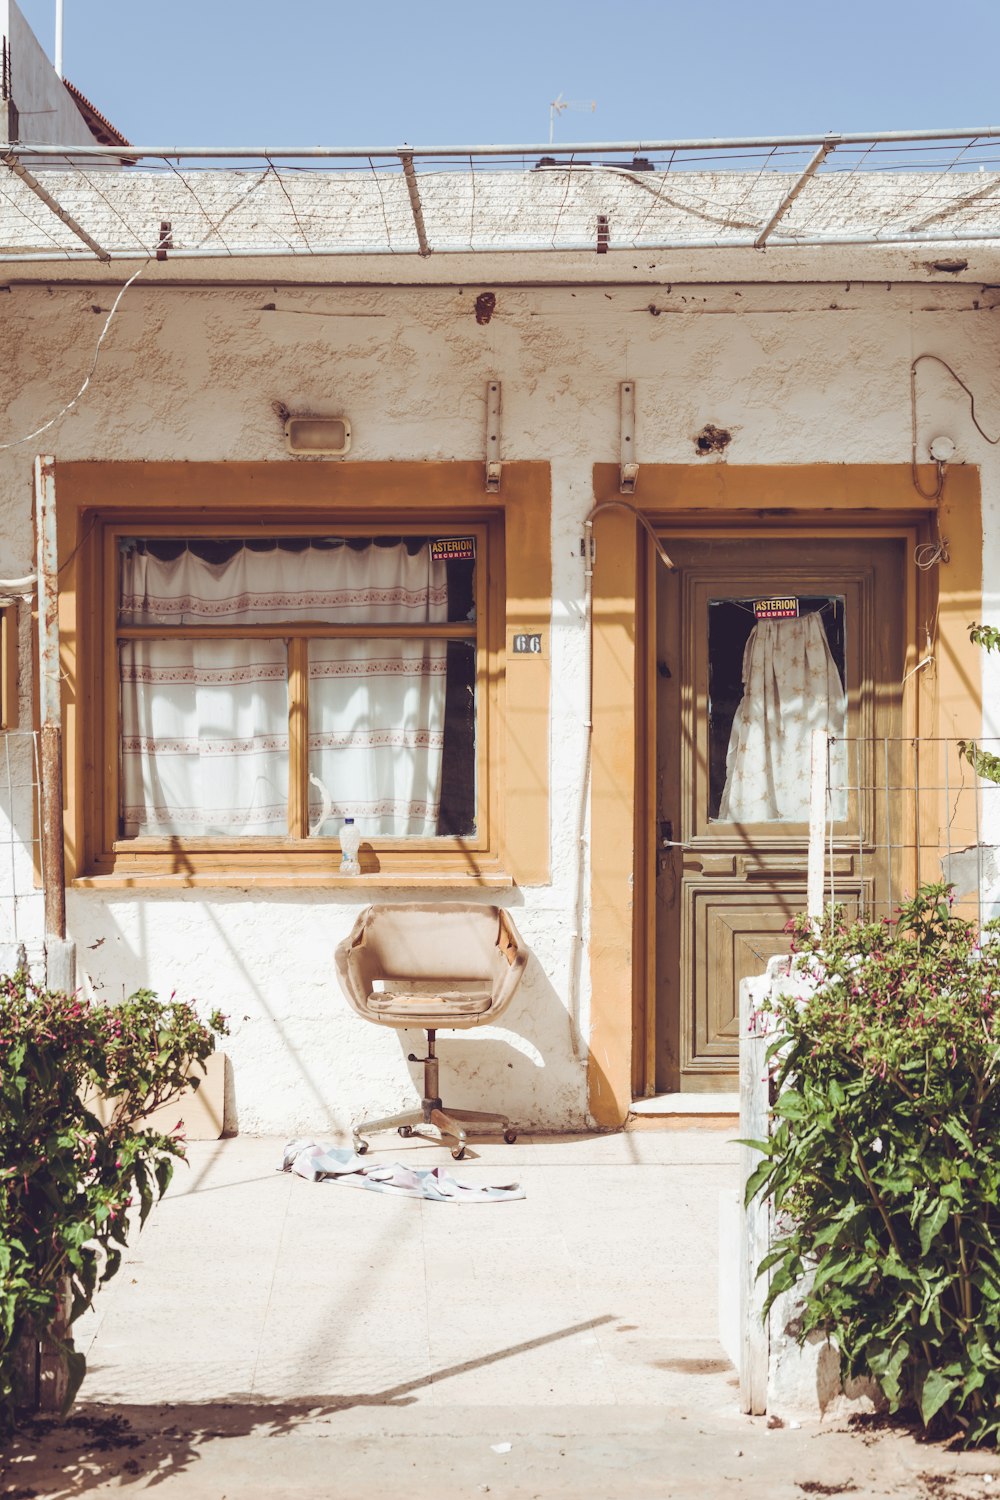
[588,463,982,1128]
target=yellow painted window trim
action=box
[53,461,552,888]
[72,871,516,891]
[0,603,18,730]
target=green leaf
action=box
[743,1157,775,1207]
[756,1246,789,1276]
[761,1263,801,1319]
[918,1366,957,1425]
[942,1117,974,1153]
[732,1137,773,1154]
[919,1198,952,1257]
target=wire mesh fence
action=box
[0,729,45,965]
[3,130,1000,262]
[814,734,1000,929]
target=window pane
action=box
[118,536,476,626]
[307,638,476,839]
[709,597,846,823]
[120,639,288,837]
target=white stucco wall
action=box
[1,273,998,1133]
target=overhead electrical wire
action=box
[0,259,148,451]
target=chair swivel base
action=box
[352,1100,518,1161]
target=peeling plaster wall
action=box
[1,277,998,1133]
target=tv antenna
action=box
[54,0,64,78]
[548,93,596,145]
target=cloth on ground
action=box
[279,1139,525,1203]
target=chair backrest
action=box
[335,904,528,1025]
[356,905,506,979]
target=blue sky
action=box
[15,0,1000,148]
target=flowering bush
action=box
[745,884,1000,1445]
[0,973,226,1434]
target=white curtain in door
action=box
[718,613,847,824]
[119,541,448,838]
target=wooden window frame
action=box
[54,461,551,890]
[109,520,491,857]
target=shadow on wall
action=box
[70,893,594,1137]
[380,949,586,1132]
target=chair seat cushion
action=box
[367,989,492,1022]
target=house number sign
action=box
[511,631,544,656]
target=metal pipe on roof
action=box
[54,0,63,78]
[400,154,431,257]
[3,127,1000,160]
[2,153,110,260]
[754,140,837,249]
[0,223,999,264]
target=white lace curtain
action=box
[718,612,847,823]
[119,541,449,838]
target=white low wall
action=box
[738,961,883,1422]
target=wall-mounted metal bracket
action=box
[485,379,502,493]
[619,379,638,494]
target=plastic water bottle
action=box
[339,817,361,876]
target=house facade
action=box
[1,127,997,1133]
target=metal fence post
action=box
[807,728,828,921]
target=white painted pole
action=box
[807,729,828,921]
[54,0,64,79]
[34,454,75,992]
[739,974,771,1414]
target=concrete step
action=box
[627,1093,739,1130]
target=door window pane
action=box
[708,596,846,823]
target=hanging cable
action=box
[913,353,1000,447]
[585,499,675,582]
[910,352,1000,503]
[0,259,149,452]
[914,510,951,570]
[910,359,946,503]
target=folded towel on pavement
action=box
[279,1139,525,1203]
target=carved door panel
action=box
[655,537,906,1092]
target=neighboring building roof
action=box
[61,77,131,150]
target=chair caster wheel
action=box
[451,1145,467,1161]
[503,1129,518,1144]
[355,1141,368,1155]
[398,1125,413,1137]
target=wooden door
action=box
[655,536,907,1092]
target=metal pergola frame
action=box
[3,126,1000,264]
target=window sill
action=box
[72,870,516,891]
